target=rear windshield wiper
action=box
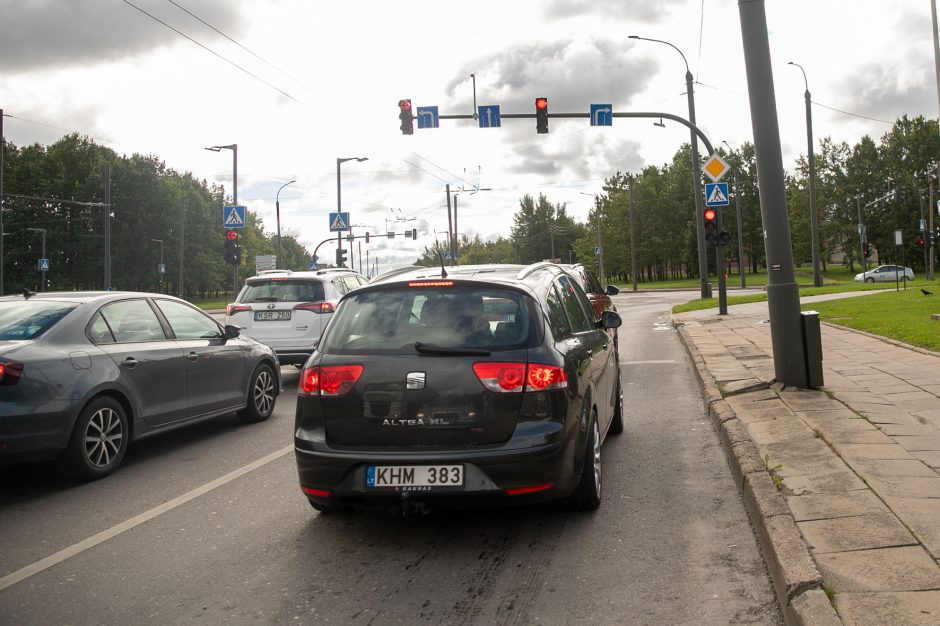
[255,297,278,302]
[414,341,491,356]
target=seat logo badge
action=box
[267,303,276,310]
[406,372,426,390]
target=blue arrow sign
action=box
[329,212,350,232]
[705,182,730,207]
[223,205,247,228]
[478,105,501,128]
[590,104,612,127]
[416,106,439,129]
[39,258,50,272]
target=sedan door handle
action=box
[186,352,199,362]
[121,357,138,368]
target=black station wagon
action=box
[293,263,624,515]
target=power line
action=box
[810,101,894,125]
[3,113,115,144]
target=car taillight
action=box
[226,303,251,315]
[0,361,24,386]
[293,301,335,314]
[299,365,363,396]
[473,362,567,393]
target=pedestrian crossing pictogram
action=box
[705,182,730,207]
[223,205,246,228]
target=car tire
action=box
[56,396,129,481]
[608,377,624,435]
[565,412,602,511]
[237,363,277,423]
[865,277,875,283]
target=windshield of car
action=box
[320,286,535,354]
[240,279,325,303]
[0,301,80,340]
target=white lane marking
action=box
[0,444,294,592]
[620,360,677,365]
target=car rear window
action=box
[0,301,79,340]
[240,279,325,303]
[320,286,535,353]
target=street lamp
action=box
[722,140,747,289]
[630,35,709,299]
[275,180,296,268]
[205,144,238,293]
[25,227,47,291]
[788,62,822,287]
[336,157,368,266]
[151,238,164,293]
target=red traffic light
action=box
[398,99,411,111]
[535,97,548,110]
[226,230,238,240]
[703,209,717,222]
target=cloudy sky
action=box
[2,0,937,271]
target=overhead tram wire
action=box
[124,0,473,190]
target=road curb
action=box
[674,320,841,626]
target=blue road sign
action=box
[593,246,601,256]
[416,106,439,129]
[329,212,350,232]
[590,104,612,127]
[158,263,166,275]
[443,250,453,261]
[39,258,49,272]
[705,182,730,207]
[478,105,501,128]
[223,205,247,228]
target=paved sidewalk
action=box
[674,293,940,626]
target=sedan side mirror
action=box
[606,285,620,296]
[599,310,622,329]
[223,324,241,340]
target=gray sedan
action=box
[853,265,914,283]
[0,291,280,480]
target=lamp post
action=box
[788,62,822,287]
[151,238,164,293]
[722,141,747,289]
[336,157,368,266]
[630,35,709,299]
[275,180,296,268]
[25,227,46,291]
[205,144,238,294]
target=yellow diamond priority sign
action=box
[702,153,730,183]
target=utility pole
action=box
[628,176,637,291]
[0,108,4,296]
[931,176,936,280]
[595,196,606,287]
[857,196,868,273]
[445,184,455,266]
[739,0,809,387]
[732,167,746,288]
[104,163,111,289]
[179,200,185,298]
[453,195,459,264]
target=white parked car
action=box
[225,269,368,366]
[853,265,914,283]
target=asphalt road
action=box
[0,291,781,625]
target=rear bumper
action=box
[0,401,75,465]
[274,349,312,365]
[294,436,581,511]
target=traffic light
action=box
[918,235,925,247]
[704,208,718,246]
[365,232,370,244]
[411,228,418,240]
[335,248,347,267]
[398,99,413,135]
[535,97,549,134]
[224,230,240,265]
[718,231,732,247]
[863,243,871,258]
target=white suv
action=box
[225,269,368,365]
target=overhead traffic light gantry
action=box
[535,97,548,134]
[398,99,414,135]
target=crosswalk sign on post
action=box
[329,212,350,232]
[223,205,246,228]
[39,258,50,272]
[705,182,730,207]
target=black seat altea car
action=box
[294,262,623,514]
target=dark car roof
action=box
[0,291,177,305]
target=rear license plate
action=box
[366,465,463,488]
[254,310,291,321]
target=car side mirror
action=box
[223,324,241,340]
[606,285,620,296]
[599,310,622,329]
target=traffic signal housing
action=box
[535,97,548,134]
[224,230,240,265]
[398,99,413,135]
[335,248,348,267]
[704,208,718,246]
[411,228,418,240]
[863,243,871,258]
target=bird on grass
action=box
[921,288,933,296]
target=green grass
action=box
[189,297,230,311]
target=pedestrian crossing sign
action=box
[223,205,246,228]
[329,212,350,232]
[705,182,730,207]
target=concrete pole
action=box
[739,0,809,387]
[0,108,4,296]
[445,184,454,266]
[104,163,111,289]
[931,178,936,280]
[180,200,184,298]
[595,197,606,287]
[629,177,638,291]
[733,168,746,288]
[857,196,868,273]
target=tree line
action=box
[1,134,310,298]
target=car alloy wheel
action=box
[57,396,129,481]
[84,405,125,469]
[565,412,602,511]
[238,363,277,423]
[590,417,602,499]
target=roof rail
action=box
[516,261,560,280]
[370,265,429,283]
[314,267,357,275]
